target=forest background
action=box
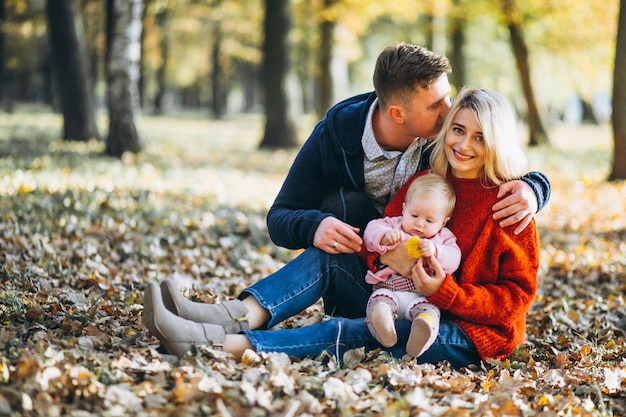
[1,0,626,416]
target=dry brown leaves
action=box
[0,114,625,416]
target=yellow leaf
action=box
[406,237,422,258]
[481,370,495,391]
[537,393,550,405]
[580,344,592,356]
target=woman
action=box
[143,88,540,368]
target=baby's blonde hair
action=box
[405,173,456,217]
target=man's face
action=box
[404,74,452,140]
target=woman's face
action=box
[444,108,486,179]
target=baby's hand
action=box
[419,239,436,258]
[381,230,404,246]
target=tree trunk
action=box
[316,0,335,118]
[105,0,143,157]
[449,0,465,90]
[78,0,103,110]
[0,0,5,106]
[153,2,169,115]
[295,0,314,114]
[503,0,549,146]
[46,0,100,141]
[610,0,626,181]
[239,61,258,113]
[210,24,224,119]
[139,0,148,109]
[259,0,297,149]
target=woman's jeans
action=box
[240,247,481,368]
[244,317,481,369]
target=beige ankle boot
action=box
[406,303,440,358]
[143,282,226,358]
[160,279,249,333]
[365,298,398,347]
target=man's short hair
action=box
[373,43,451,110]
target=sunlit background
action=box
[0,0,617,124]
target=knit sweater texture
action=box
[368,171,540,361]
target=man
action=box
[149,43,550,341]
[265,43,548,278]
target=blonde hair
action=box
[429,88,527,185]
[405,173,456,217]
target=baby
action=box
[364,172,461,357]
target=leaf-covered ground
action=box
[1,108,625,416]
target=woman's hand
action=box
[410,256,446,297]
[313,217,362,254]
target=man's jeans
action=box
[240,247,481,368]
[240,248,371,326]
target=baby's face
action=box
[401,195,449,239]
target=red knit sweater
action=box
[365,171,540,361]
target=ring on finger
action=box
[333,241,338,249]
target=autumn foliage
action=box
[0,111,625,415]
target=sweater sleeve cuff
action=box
[521,171,551,213]
[428,274,458,309]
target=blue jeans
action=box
[240,248,372,328]
[244,318,481,369]
[240,247,481,368]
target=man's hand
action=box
[379,241,416,277]
[492,180,537,235]
[313,217,362,254]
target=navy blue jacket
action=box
[267,92,551,250]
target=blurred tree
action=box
[150,0,169,115]
[292,0,316,113]
[210,15,224,118]
[304,0,432,117]
[45,0,100,141]
[0,0,617,124]
[317,0,335,117]
[610,0,626,181]
[139,0,147,108]
[459,0,616,137]
[501,0,548,146]
[0,0,5,106]
[105,0,143,157]
[205,0,262,117]
[79,0,106,107]
[448,0,466,90]
[135,0,262,114]
[521,0,616,107]
[294,0,374,115]
[259,0,297,148]
[1,1,51,108]
[423,0,447,54]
